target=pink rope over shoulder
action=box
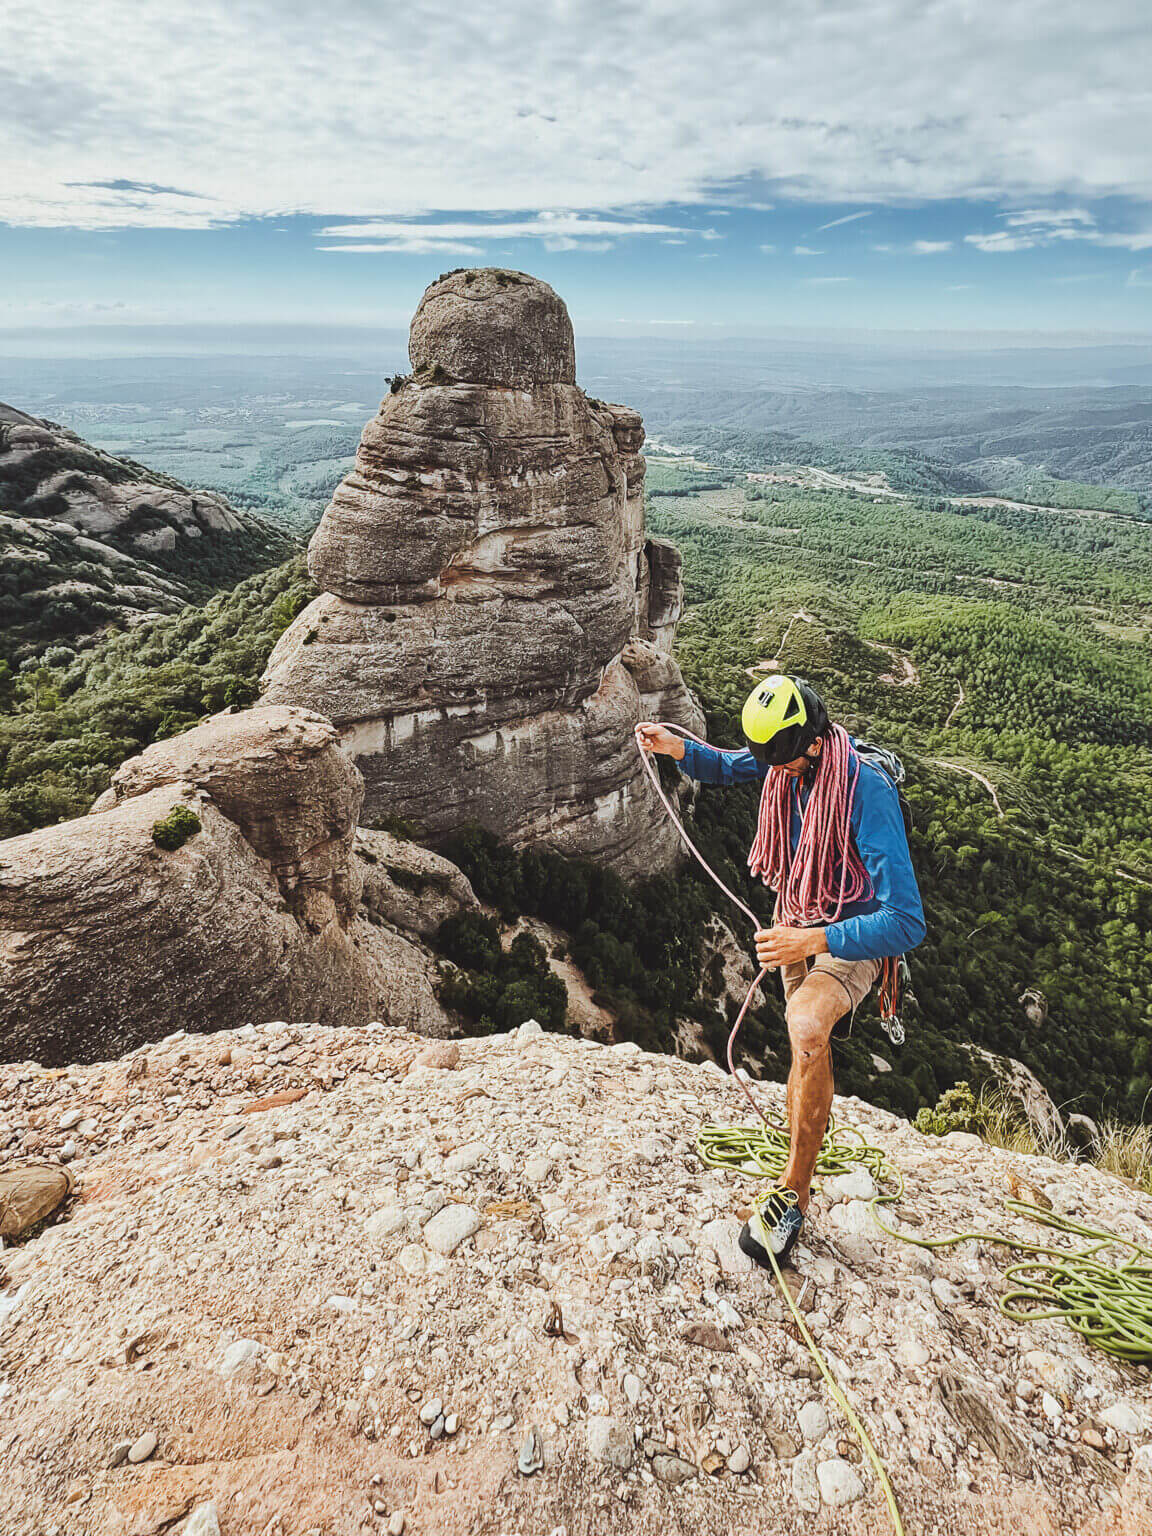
[748,722,872,925]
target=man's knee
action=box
[786,997,835,1060]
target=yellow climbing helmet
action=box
[741,674,829,765]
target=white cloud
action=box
[967,208,1152,253]
[1001,208,1096,229]
[2,2,1151,229]
[873,240,953,254]
[794,245,824,256]
[759,243,777,253]
[1097,229,1152,250]
[1128,266,1152,287]
[319,215,693,242]
[965,232,1041,253]
[804,276,853,284]
[815,211,873,231]
[318,240,485,255]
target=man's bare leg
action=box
[780,972,851,1211]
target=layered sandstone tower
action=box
[262,269,703,872]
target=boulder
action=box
[0,707,451,1064]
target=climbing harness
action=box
[635,722,1152,1533]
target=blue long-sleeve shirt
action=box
[677,737,926,962]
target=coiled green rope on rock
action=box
[697,1118,1152,1364]
[698,1121,1152,1536]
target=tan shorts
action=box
[779,953,881,1020]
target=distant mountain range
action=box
[0,403,298,664]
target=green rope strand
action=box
[698,1117,1152,1362]
[697,1116,1152,1536]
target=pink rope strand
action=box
[747,722,871,925]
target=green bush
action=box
[914,1081,981,1137]
[151,804,202,851]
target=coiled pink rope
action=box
[748,722,872,924]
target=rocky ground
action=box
[2,1022,1151,1536]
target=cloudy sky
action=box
[2,0,1151,338]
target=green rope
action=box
[697,1115,1152,1536]
[697,1115,1152,1363]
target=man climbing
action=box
[637,674,925,1269]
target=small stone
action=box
[429,1415,445,1440]
[652,1452,697,1485]
[930,1277,963,1310]
[59,1140,77,1161]
[397,1243,428,1275]
[413,1042,459,1071]
[1099,1401,1143,1437]
[107,1441,131,1468]
[623,1373,642,1406]
[324,1294,357,1313]
[897,1337,931,1368]
[798,1400,829,1442]
[127,1430,157,1464]
[419,1398,443,1425]
[698,1218,754,1276]
[817,1457,865,1506]
[587,1415,634,1470]
[216,1338,266,1379]
[768,1430,801,1460]
[791,1451,821,1513]
[513,1019,544,1048]
[387,1514,406,1536]
[823,1169,876,1202]
[444,1143,487,1175]
[183,1503,221,1536]
[1041,1391,1063,1424]
[524,1155,552,1183]
[1080,1426,1107,1451]
[58,1109,82,1131]
[364,1207,407,1240]
[256,1151,282,1170]
[680,1321,731,1353]
[518,1426,544,1475]
[727,1445,751,1474]
[423,1203,480,1255]
[444,1413,459,1436]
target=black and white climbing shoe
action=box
[739,1186,804,1269]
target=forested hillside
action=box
[647,457,1152,1125]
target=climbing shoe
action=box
[739,1186,804,1269]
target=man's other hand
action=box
[754,924,830,968]
[636,722,686,761]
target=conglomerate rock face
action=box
[0,707,457,1065]
[262,269,703,873]
[2,1022,1150,1535]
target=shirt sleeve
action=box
[825,765,927,962]
[676,739,770,786]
